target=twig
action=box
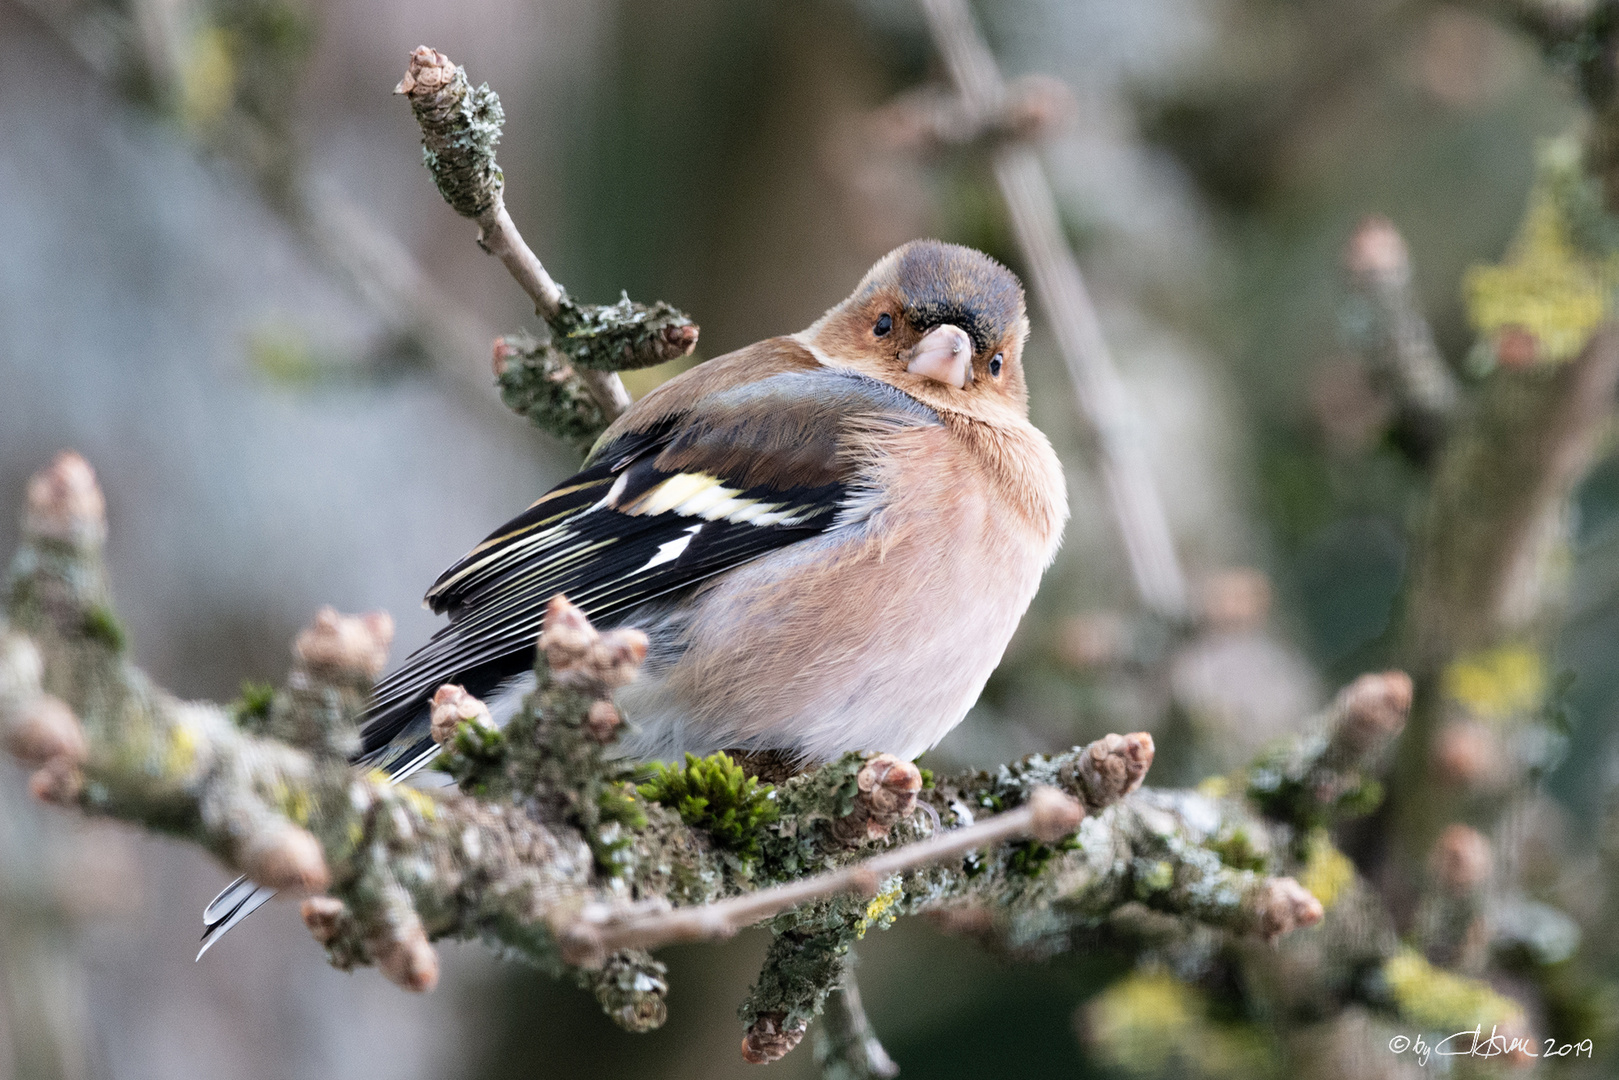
[917,0,1190,620]
[871,74,1074,153]
[815,962,901,1080]
[1344,216,1460,446]
[466,203,631,416]
[20,3,610,437]
[395,47,634,420]
[557,786,1085,965]
[1247,671,1412,830]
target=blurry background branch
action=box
[1342,214,1461,459]
[913,0,1191,623]
[814,964,900,1080]
[16,0,521,417]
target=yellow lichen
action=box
[1296,830,1355,911]
[1086,970,1276,1080]
[391,785,439,821]
[1383,949,1521,1032]
[274,783,311,826]
[857,883,903,939]
[1135,860,1174,896]
[1443,644,1544,723]
[1464,140,1619,365]
[164,722,198,777]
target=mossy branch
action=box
[1245,671,1412,832]
[1,453,1340,1068]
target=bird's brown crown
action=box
[800,240,1032,421]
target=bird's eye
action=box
[874,313,892,337]
[989,353,1004,378]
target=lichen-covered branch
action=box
[558,784,1086,965]
[727,728,1329,1064]
[1245,670,1412,832]
[1074,668,1544,1075]
[2,452,1331,1068]
[396,47,699,431]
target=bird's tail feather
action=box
[196,654,529,957]
[196,877,278,960]
[194,694,434,960]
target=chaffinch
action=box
[199,239,1067,951]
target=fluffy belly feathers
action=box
[613,422,1063,763]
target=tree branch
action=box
[1406,325,1619,663]
[2,453,1333,1066]
[814,961,900,1080]
[557,785,1085,965]
[915,0,1191,620]
[1343,215,1461,455]
[395,47,701,430]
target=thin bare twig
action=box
[472,204,630,416]
[559,786,1085,965]
[918,0,1190,620]
[1344,215,1460,444]
[815,961,901,1080]
[396,47,633,420]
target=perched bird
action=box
[198,239,1067,953]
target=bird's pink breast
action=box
[613,422,1060,763]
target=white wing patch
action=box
[425,470,824,611]
[637,523,704,572]
[627,472,713,516]
[598,472,630,509]
[616,472,809,528]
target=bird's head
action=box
[800,240,1032,421]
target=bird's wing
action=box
[199,362,938,958]
[357,365,939,763]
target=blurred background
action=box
[1,0,1614,1076]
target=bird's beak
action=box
[906,324,974,388]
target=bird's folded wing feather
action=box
[357,359,939,763]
